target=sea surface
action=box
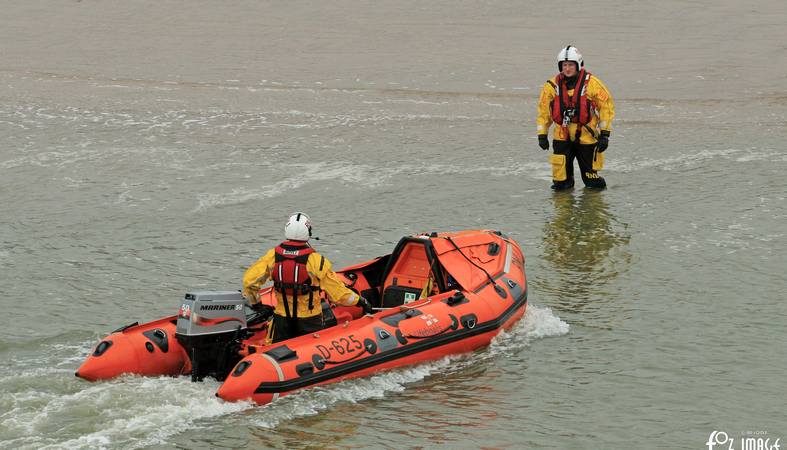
[1,1,785,448]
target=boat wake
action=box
[0,305,567,449]
[239,304,569,429]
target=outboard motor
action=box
[175,291,248,382]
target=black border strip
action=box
[472,271,506,294]
[254,287,527,394]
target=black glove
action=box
[597,131,610,153]
[356,297,373,315]
[250,302,274,320]
[538,134,549,150]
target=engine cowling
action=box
[175,291,248,381]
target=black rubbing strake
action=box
[253,290,528,394]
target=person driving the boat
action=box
[242,212,373,343]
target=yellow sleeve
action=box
[242,248,275,303]
[589,77,615,133]
[536,80,556,136]
[308,253,360,307]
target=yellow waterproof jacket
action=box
[536,74,615,145]
[242,248,361,318]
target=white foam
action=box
[22,377,254,450]
[193,159,553,211]
[734,149,787,162]
[507,303,571,341]
[608,147,758,172]
[193,156,561,212]
[248,303,568,428]
[0,147,104,170]
[248,359,453,429]
[1,306,567,448]
[193,161,387,211]
[388,99,449,105]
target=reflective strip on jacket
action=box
[242,248,360,318]
[537,74,615,145]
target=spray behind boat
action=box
[175,291,250,382]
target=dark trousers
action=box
[552,139,606,189]
[268,313,324,343]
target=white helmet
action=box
[284,212,312,241]
[557,45,584,71]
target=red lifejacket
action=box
[272,240,319,318]
[549,69,594,139]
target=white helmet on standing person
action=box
[284,212,312,241]
[557,45,584,71]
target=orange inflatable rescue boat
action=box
[77,230,527,405]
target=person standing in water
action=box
[536,45,616,190]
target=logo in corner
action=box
[706,431,729,450]
[706,430,780,450]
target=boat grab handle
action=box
[400,298,430,310]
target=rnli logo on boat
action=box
[706,430,780,450]
[404,314,442,338]
[179,304,191,320]
[420,314,438,327]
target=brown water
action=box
[1,1,786,448]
